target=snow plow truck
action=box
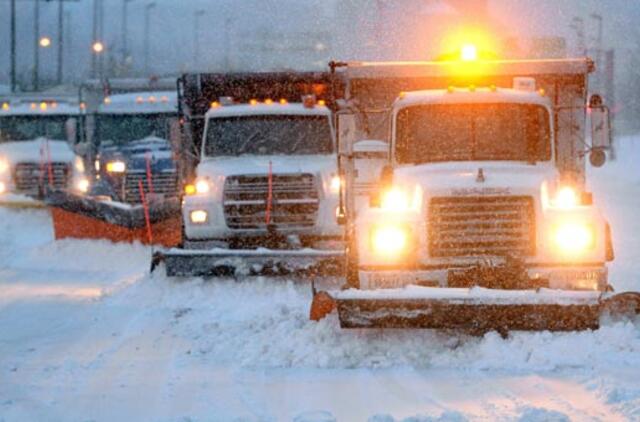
[308,56,640,332]
[154,72,345,276]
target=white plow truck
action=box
[158,71,344,276]
[0,96,89,208]
[310,58,640,332]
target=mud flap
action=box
[314,287,618,332]
[155,248,345,277]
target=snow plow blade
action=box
[0,196,47,209]
[318,287,640,332]
[153,248,345,277]
[46,190,182,247]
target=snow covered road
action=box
[1,139,640,421]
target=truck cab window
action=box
[395,103,551,164]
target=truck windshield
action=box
[96,113,173,145]
[395,103,551,164]
[0,115,73,142]
[204,115,333,156]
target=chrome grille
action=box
[123,171,178,204]
[13,162,70,194]
[223,173,319,230]
[428,196,535,258]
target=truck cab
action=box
[0,97,88,200]
[91,91,179,204]
[182,98,342,249]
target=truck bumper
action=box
[359,264,608,291]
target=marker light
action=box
[104,97,112,105]
[106,161,126,173]
[136,96,144,104]
[554,187,579,208]
[317,99,326,106]
[249,99,258,106]
[264,98,273,105]
[40,102,48,111]
[553,222,595,255]
[190,210,208,224]
[210,101,220,108]
[1,102,9,111]
[330,175,343,193]
[279,98,288,105]
[39,37,52,48]
[184,184,196,195]
[460,44,478,61]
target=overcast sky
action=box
[0,0,638,86]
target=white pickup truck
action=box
[182,99,342,249]
[0,97,88,203]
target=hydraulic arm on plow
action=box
[310,57,640,332]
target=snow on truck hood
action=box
[198,154,337,178]
[395,161,557,194]
[0,138,75,164]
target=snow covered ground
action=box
[1,138,639,421]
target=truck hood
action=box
[99,136,175,171]
[395,161,558,196]
[0,138,75,164]
[198,155,337,178]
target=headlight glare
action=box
[0,181,5,194]
[106,160,126,173]
[330,175,343,193]
[371,224,412,257]
[553,222,595,255]
[76,177,90,193]
[380,185,422,211]
[195,179,210,194]
[552,186,579,208]
[0,158,8,173]
[190,210,208,224]
[74,156,85,173]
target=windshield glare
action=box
[204,115,333,157]
[0,115,74,142]
[395,103,551,164]
[96,113,173,146]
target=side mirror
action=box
[589,94,612,150]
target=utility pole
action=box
[56,0,63,84]
[193,9,205,70]
[122,0,134,63]
[33,0,41,90]
[10,0,17,92]
[144,2,156,76]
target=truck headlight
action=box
[552,222,595,255]
[106,160,126,173]
[370,223,414,258]
[185,178,211,196]
[75,177,90,193]
[380,185,422,211]
[190,210,208,224]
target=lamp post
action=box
[144,2,156,75]
[193,9,205,70]
[122,0,134,63]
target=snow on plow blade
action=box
[0,194,47,209]
[46,190,182,247]
[327,287,635,331]
[154,248,345,277]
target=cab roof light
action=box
[40,102,48,110]
[317,99,326,106]
[51,101,58,108]
[1,102,8,111]
[279,98,288,105]
[538,88,546,96]
[136,96,144,104]
[31,102,37,110]
[160,95,169,103]
[398,91,406,99]
[249,99,258,106]
[103,97,112,104]
[210,101,220,108]
[148,95,156,103]
[80,102,86,110]
[302,95,316,108]
[264,98,274,105]
[446,86,454,93]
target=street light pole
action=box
[10,0,16,92]
[33,0,41,90]
[144,2,156,76]
[56,0,63,84]
[122,0,134,63]
[193,9,205,70]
